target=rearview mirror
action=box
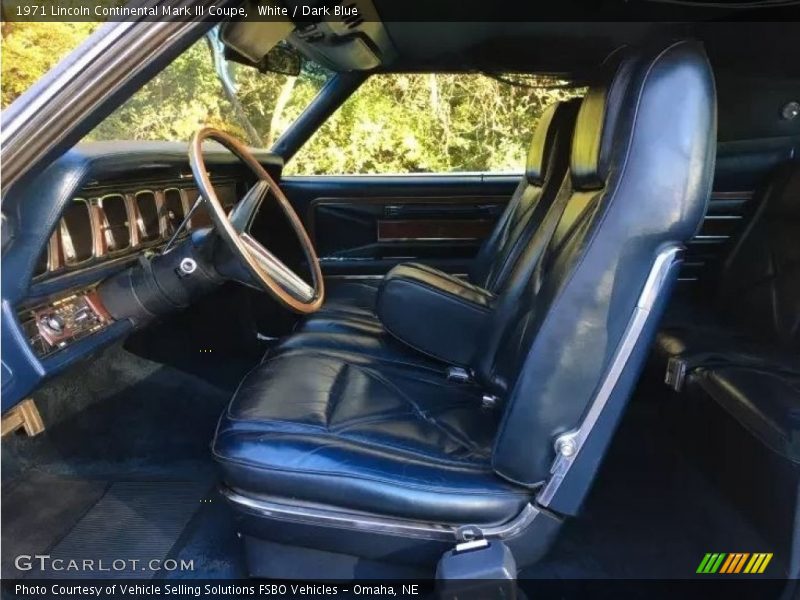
[258,44,302,77]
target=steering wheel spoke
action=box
[239,233,315,302]
[189,128,324,313]
[228,179,271,234]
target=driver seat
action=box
[213,40,716,578]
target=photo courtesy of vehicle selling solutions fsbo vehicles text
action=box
[0,1,799,599]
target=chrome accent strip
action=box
[240,233,316,302]
[222,488,541,542]
[324,274,385,281]
[537,245,683,507]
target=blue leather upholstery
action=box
[214,41,715,569]
[302,100,581,334]
[215,351,530,524]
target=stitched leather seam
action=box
[213,451,530,497]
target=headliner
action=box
[373,22,800,80]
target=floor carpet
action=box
[1,343,786,583]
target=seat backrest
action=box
[470,100,580,292]
[716,162,800,351]
[481,41,716,512]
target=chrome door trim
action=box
[222,487,541,543]
[537,245,683,507]
[1,1,213,191]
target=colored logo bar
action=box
[696,553,773,574]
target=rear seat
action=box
[655,160,800,419]
[655,160,800,576]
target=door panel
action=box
[280,175,519,278]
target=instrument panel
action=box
[21,175,241,358]
[32,178,240,280]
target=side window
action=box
[285,73,584,175]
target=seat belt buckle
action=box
[481,394,500,410]
[446,366,472,384]
[436,534,517,599]
[665,357,688,392]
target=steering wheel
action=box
[189,128,324,314]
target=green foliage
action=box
[1,24,584,175]
[287,74,583,175]
[1,21,100,107]
[85,40,327,145]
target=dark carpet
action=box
[1,341,254,580]
[0,339,781,582]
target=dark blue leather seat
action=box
[301,98,581,335]
[213,41,716,577]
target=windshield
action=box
[86,36,332,145]
[1,22,331,146]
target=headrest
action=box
[526,99,581,186]
[571,40,716,192]
[570,47,636,191]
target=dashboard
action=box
[19,177,240,359]
[31,179,239,285]
[1,141,283,410]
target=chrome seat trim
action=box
[221,487,541,543]
[537,245,684,507]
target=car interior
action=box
[1,15,799,585]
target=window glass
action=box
[86,39,331,144]
[1,22,100,108]
[286,73,584,175]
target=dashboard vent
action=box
[99,194,130,252]
[135,191,160,242]
[60,199,94,265]
[162,188,186,236]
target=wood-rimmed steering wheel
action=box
[189,128,324,314]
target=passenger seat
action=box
[300,99,581,336]
[272,100,580,366]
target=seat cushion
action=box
[300,279,384,336]
[275,331,444,371]
[317,279,381,317]
[213,351,533,525]
[692,366,800,463]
